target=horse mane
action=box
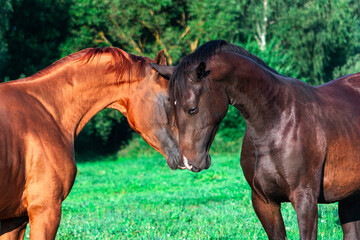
[30,47,147,84]
[170,40,279,99]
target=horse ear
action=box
[149,63,175,80]
[154,50,167,65]
[197,62,206,81]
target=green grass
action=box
[25,152,342,239]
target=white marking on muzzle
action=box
[183,156,193,170]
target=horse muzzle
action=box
[166,152,181,170]
[180,154,211,172]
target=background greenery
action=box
[2,1,359,238]
[1,0,359,154]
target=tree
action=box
[269,0,359,84]
[4,0,73,80]
[2,0,359,154]
[0,0,12,81]
[332,54,360,79]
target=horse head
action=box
[151,49,228,172]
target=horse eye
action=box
[187,106,198,115]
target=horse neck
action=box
[19,57,134,140]
[214,53,292,138]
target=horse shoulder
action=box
[0,85,76,219]
[242,103,328,203]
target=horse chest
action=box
[241,136,294,202]
[252,153,290,202]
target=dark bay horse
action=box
[0,48,181,239]
[152,40,360,239]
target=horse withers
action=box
[152,40,360,239]
[0,48,181,239]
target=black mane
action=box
[170,40,278,100]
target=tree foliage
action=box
[2,0,359,154]
[269,0,359,84]
[0,0,12,79]
[4,0,72,80]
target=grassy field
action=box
[25,150,342,239]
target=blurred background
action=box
[1,0,359,158]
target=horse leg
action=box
[0,217,29,240]
[25,199,63,240]
[26,202,62,240]
[339,195,360,240]
[251,191,287,239]
[291,190,318,240]
[26,182,63,239]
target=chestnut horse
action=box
[0,48,181,239]
[152,40,360,239]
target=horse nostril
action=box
[167,153,182,170]
[205,155,211,169]
[191,165,200,172]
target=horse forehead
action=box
[177,85,196,102]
